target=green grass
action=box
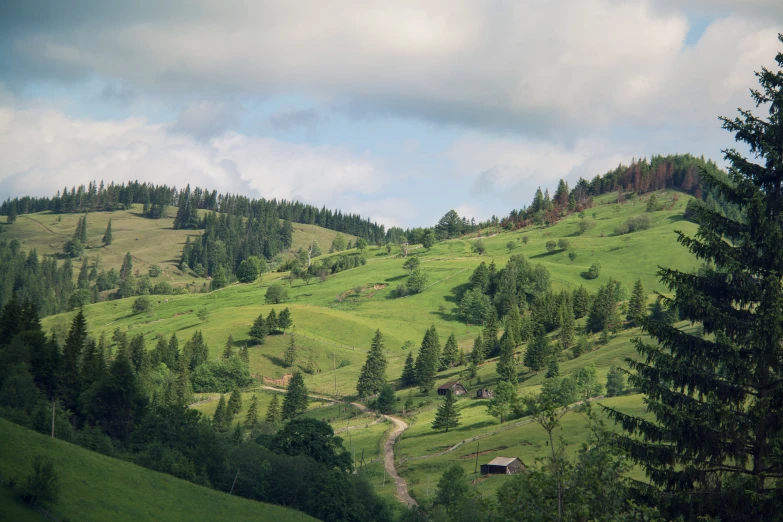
[0,419,315,522]
[32,189,699,502]
[0,487,43,522]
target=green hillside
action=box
[26,189,701,508]
[0,418,315,522]
[4,205,357,288]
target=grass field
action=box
[0,419,316,522]
[29,189,699,503]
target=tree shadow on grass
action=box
[529,250,563,259]
[261,353,288,368]
[385,274,407,283]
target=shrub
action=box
[265,283,289,304]
[69,288,92,309]
[237,256,262,283]
[132,296,151,315]
[474,239,486,255]
[152,281,173,295]
[557,239,571,250]
[626,214,651,232]
[545,240,557,252]
[406,268,428,294]
[614,223,630,236]
[578,219,596,235]
[191,358,253,393]
[585,262,601,280]
[17,455,59,506]
[148,265,162,277]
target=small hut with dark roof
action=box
[476,388,494,399]
[437,381,468,396]
[481,457,525,475]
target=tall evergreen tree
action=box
[245,394,259,431]
[432,390,461,432]
[401,351,417,386]
[248,313,267,345]
[278,307,292,333]
[524,325,549,373]
[482,308,500,358]
[77,258,90,290]
[283,330,296,367]
[222,334,234,360]
[558,299,575,349]
[282,371,308,419]
[626,278,646,325]
[213,395,228,431]
[120,252,133,282]
[265,393,282,426]
[572,285,591,319]
[59,308,88,412]
[266,309,278,334]
[102,218,113,246]
[607,40,783,520]
[227,386,242,417]
[471,331,485,365]
[441,332,458,369]
[356,330,388,397]
[545,356,560,379]
[496,335,517,383]
[415,325,440,394]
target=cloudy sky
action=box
[0,1,781,228]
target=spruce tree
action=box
[120,252,133,282]
[282,371,308,419]
[278,307,292,333]
[471,331,485,365]
[482,308,500,357]
[77,258,90,289]
[558,299,575,349]
[572,285,590,319]
[102,219,113,246]
[283,328,297,368]
[496,335,517,383]
[7,202,16,224]
[265,393,282,426]
[59,308,87,412]
[626,278,646,325]
[166,334,179,369]
[401,351,417,386]
[607,40,783,520]
[524,325,549,373]
[213,395,228,431]
[432,390,461,432]
[245,394,259,431]
[356,330,388,397]
[545,356,559,379]
[266,309,278,334]
[239,345,249,364]
[80,339,105,389]
[441,332,458,369]
[415,325,440,394]
[248,313,267,345]
[228,386,242,417]
[222,334,234,360]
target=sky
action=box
[0,1,781,229]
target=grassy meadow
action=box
[30,189,699,503]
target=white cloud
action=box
[4,1,781,133]
[0,105,407,225]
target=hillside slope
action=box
[0,419,315,522]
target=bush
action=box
[265,283,289,304]
[474,239,486,255]
[132,296,151,315]
[152,281,173,295]
[395,284,408,298]
[191,358,253,393]
[406,268,428,294]
[614,223,629,236]
[69,288,92,309]
[237,256,262,283]
[578,219,596,235]
[585,262,601,280]
[626,214,651,232]
[557,239,571,250]
[148,265,162,277]
[17,455,59,506]
[545,240,557,252]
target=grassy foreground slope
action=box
[0,419,315,522]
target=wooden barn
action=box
[481,457,525,475]
[437,381,468,396]
[476,389,494,399]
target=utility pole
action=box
[51,400,55,438]
[474,441,480,473]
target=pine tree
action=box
[245,394,259,431]
[356,329,388,397]
[441,333,458,368]
[266,309,278,334]
[415,325,440,394]
[626,278,646,325]
[471,332,485,365]
[282,371,308,419]
[545,356,559,379]
[166,334,179,369]
[213,395,228,431]
[78,215,87,243]
[283,329,296,367]
[265,393,282,426]
[572,285,591,319]
[231,422,243,445]
[80,339,105,389]
[227,386,242,417]
[432,390,461,432]
[524,325,549,373]
[401,351,417,386]
[222,334,234,359]
[607,41,783,520]
[278,307,292,333]
[7,202,16,224]
[102,218,113,246]
[239,345,249,364]
[496,335,517,383]
[248,313,267,345]
[558,300,575,349]
[482,309,500,357]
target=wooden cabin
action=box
[437,381,468,396]
[481,457,525,475]
[476,389,494,399]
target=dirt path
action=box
[352,402,417,507]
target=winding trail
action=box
[351,402,417,507]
